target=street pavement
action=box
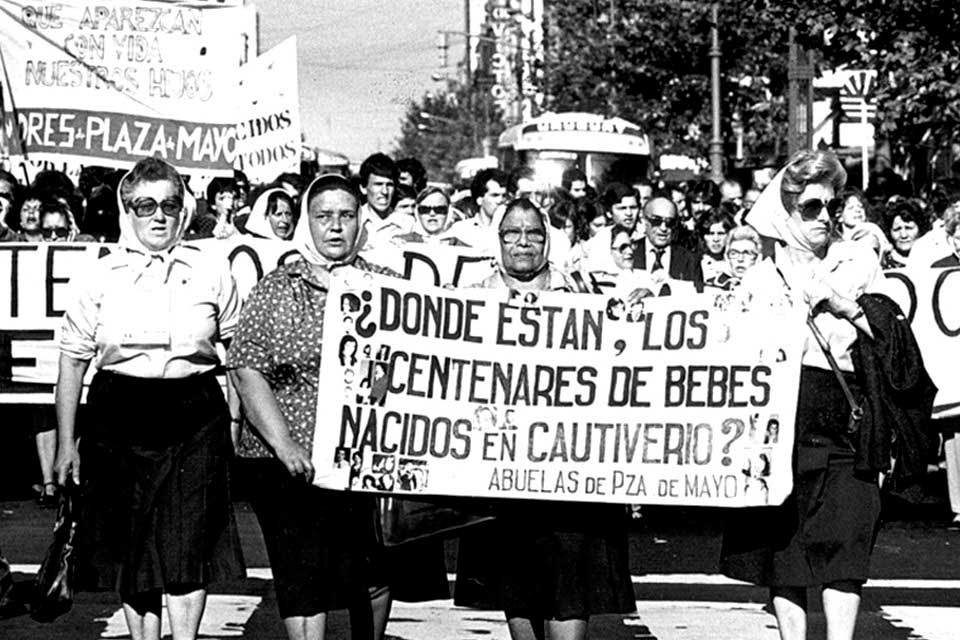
[1,495,959,639]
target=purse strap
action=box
[806,315,863,422]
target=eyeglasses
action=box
[798,197,843,221]
[41,226,70,239]
[129,197,182,218]
[727,249,758,261]
[500,227,547,244]
[612,242,634,254]
[417,205,449,216]
[645,215,678,229]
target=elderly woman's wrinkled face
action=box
[416,192,450,235]
[128,180,183,251]
[309,188,359,260]
[840,195,866,229]
[19,198,41,232]
[726,239,759,278]
[499,207,547,277]
[890,216,920,254]
[791,182,835,251]
[268,198,295,240]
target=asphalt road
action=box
[1,483,958,639]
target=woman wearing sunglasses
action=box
[392,186,469,246]
[55,157,245,640]
[719,150,933,640]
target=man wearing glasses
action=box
[632,197,703,291]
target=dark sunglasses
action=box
[798,197,843,221]
[129,197,182,218]
[41,226,70,239]
[417,205,448,216]
[645,215,678,229]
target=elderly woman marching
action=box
[455,198,635,640]
[719,150,935,640]
[55,157,245,640]
[227,174,447,640]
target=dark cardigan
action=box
[851,293,938,491]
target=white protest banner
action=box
[311,270,806,507]
[234,36,301,184]
[881,266,960,418]
[0,0,252,178]
[0,237,293,402]
[361,242,498,287]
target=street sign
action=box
[840,69,876,99]
[839,96,877,122]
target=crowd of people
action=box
[0,147,956,640]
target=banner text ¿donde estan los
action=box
[311,270,807,508]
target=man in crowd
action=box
[397,157,428,192]
[561,167,589,201]
[632,196,703,291]
[448,168,508,249]
[360,152,414,248]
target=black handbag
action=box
[30,481,79,623]
[375,496,495,547]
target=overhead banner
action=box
[311,269,806,507]
[234,35,301,184]
[0,0,254,177]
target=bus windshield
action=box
[498,112,651,189]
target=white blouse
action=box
[60,244,238,378]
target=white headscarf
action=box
[744,167,819,252]
[244,187,293,240]
[115,160,194,282]
[490,198,553,272]
[292,173,368,270]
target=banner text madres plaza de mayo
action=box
[311,270,807,507]
[0,0,254,173]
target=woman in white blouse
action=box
[55,157,244,640]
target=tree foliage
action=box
[392,80,505,185]
[543,0,960,167]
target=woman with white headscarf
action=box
[55,157,244,640]
[228,174,448,640]
[391,187,470,246]
[719,150,935,640]
[242,187,297,240]
[455,198,635,640]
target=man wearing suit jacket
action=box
[632,196,704,291]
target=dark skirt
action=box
[719,367,882,587]
[454,500,635,620]
[236,458,449,618]
[76,371,245,597]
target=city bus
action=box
[497,112,651,189]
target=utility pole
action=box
[787,27,814,157]
[708,3,723,183]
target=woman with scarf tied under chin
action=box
[719,150,936,640]
[228,173,448,640]
[55,157,245,640]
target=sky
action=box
[257,0,466,163]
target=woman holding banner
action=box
[55,157,245,640]
[455,198,635,640]
[228,174,447,640]
[719,150,934,640]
